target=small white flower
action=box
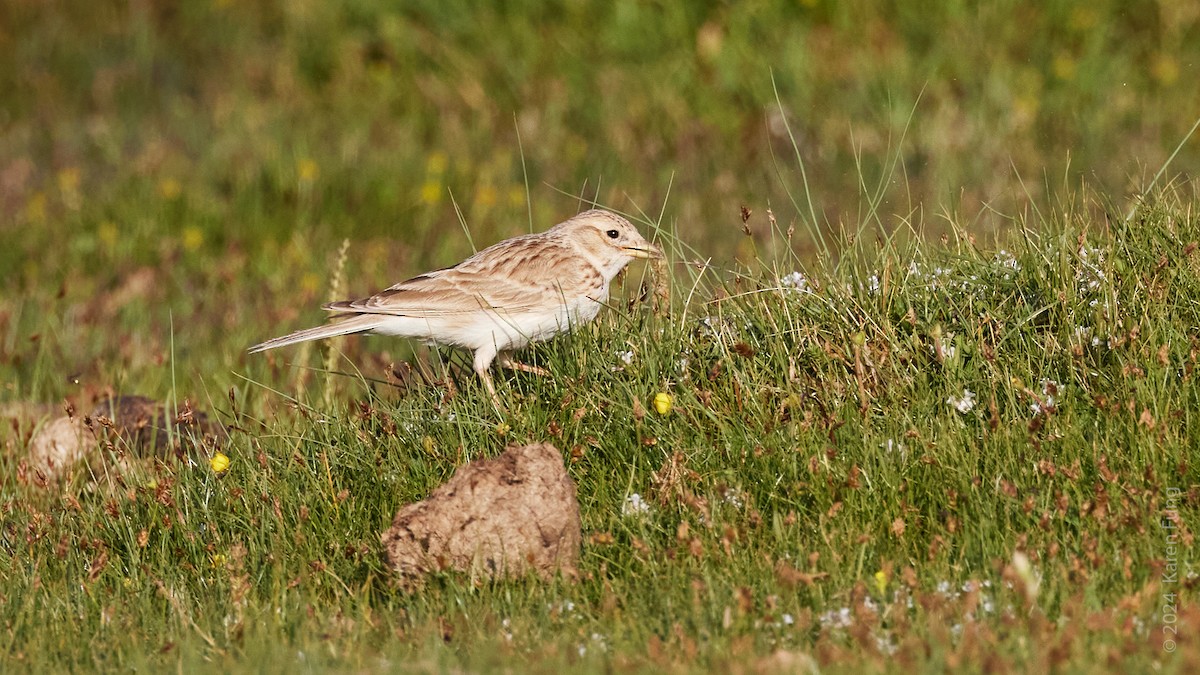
[782,613,795,626]
[612,349,635,371]
[928,334,956,360]
[867,274,880,294]
[697,315,731,339]
[947,388,976,414]
[722,487,745,509]
[993,249,1020,271]
[779,271,810,292]
[622,493,651,516]
[1079,244,1104,263]
[818,607,853,629]
[549,600,578,616]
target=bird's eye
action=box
[606,229,620,239]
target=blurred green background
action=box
[5,0,1199,244]
[1,0,1199,398]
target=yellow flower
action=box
[98,221,119,248]
[182,225,204,252]
[1051,54,1076,81]
[57,167,80,190]
[420,180,442,205]
[211,553,227,568]
[159,178,182,200]
[57,167,81,209]
[874,570,888,595]
[210,452,230,474]
[297,158,319,184]
[496,422,511,437]
[653,392,673,415]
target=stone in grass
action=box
[381,442,581,585]
[26,416,91,481]
[25,395,227,483]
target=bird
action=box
[249,209,662,403]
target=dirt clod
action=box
[23,395,227,483]
[381,442,581,585]
[27,416,91,481]
[91,395,227,456]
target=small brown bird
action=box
[250,209,661,401]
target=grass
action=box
[3,185,1198,672]
[1,0,1199,672]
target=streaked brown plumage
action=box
[250,209,661,403]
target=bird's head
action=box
[559,209,663,262]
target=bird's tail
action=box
[248,314,384,353]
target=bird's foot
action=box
[496,353,551,377]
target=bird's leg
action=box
[478,370,501,409]
[496,352,551,377]
[473,348,504,409]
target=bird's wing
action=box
[326,236,595,317]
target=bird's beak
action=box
[623,243,664,259]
